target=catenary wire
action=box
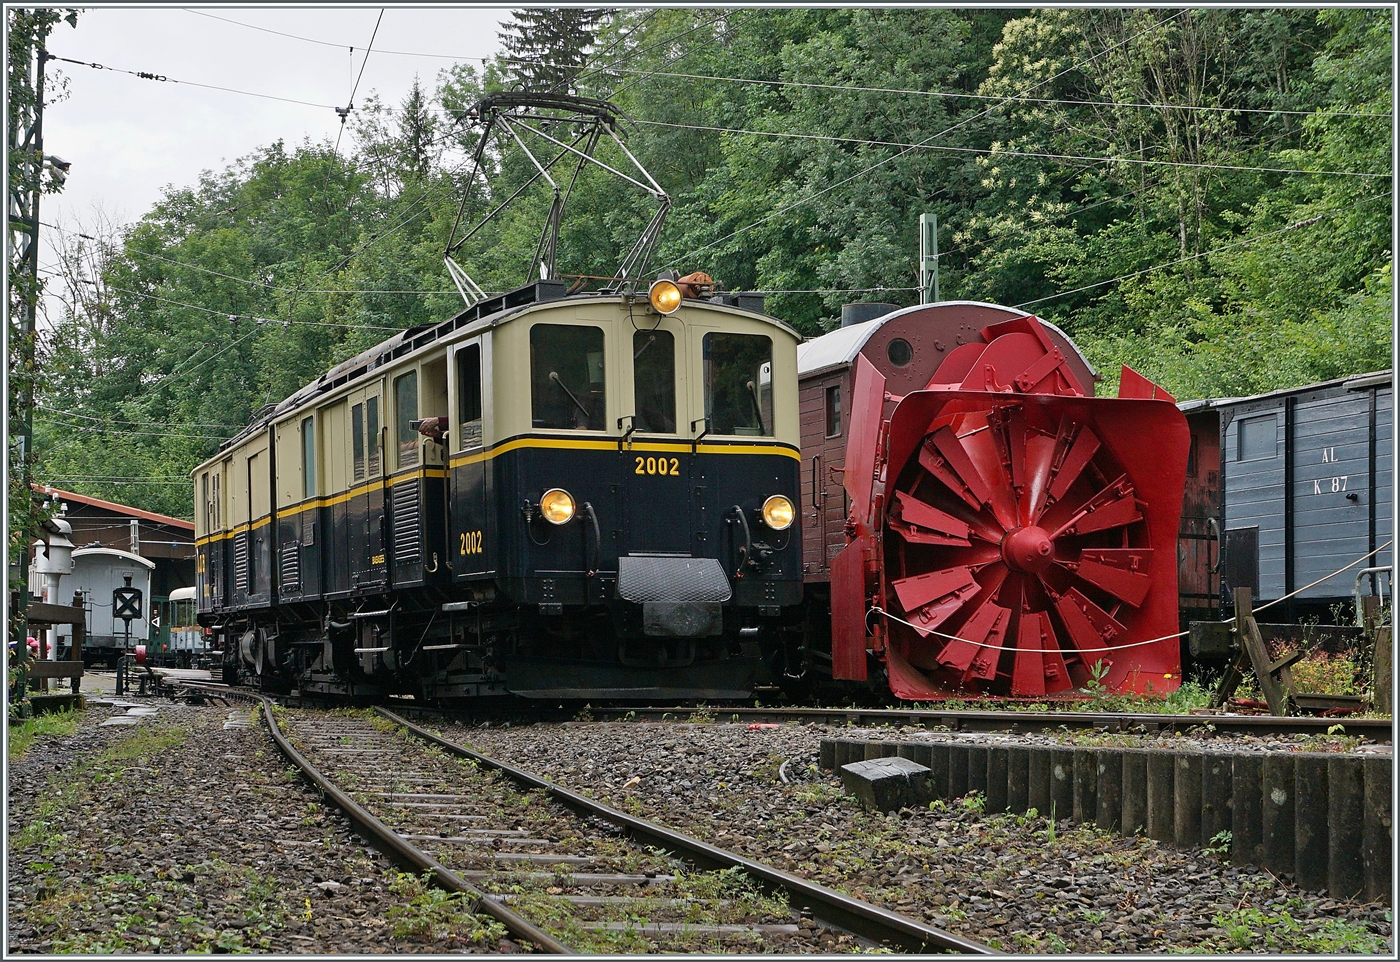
[334,9,385,156]
[1012,193,1392,310]
[34,405,242,431]
[45,53,338,110]
[34,417,228,441]
[39,220,468,295]
[178,8,1392,120]
[667,10,1191,267]
[102,282,401,331]
[632,118,1383,179]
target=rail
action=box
[375,707,992,954]
[206,687,574,954]
[565,705,1392,743]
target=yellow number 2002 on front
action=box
[459,530,484,555]
[635,456,681,476]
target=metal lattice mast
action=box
[7,22,51,658]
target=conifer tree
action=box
[498,8,609,94]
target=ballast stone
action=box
[840,756,933,812]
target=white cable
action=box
[868,541,1392,654]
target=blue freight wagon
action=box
[1216,370,1392,620]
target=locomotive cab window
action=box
[703,333,772,436]
[396,371,419,468]
[632,329,676,433]
[1238,414,1277,461]
[531,323,605,431]
[457,344,482,450]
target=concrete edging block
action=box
[1327,755,1365,901]
[1262,754,1297,878]
[1097,750,1123,832]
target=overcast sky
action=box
[39,5,508,244]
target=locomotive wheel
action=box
[884,398,1155,697]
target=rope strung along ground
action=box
[870,541,1392,655]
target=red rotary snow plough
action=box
[823,309,1189,700]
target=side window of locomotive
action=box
[1237,414,1277,461]
[825,385,842,437]
[366,395,381,475]
[632,329,676,433]
[457,344,483,450]
[531,324,605,431]
[301,416,316,499]
[395,371,419,469]
[352,403,365,482]
[703,333,773,436]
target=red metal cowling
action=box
[830,315,1189,699]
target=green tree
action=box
[7,7,78,582]
[498,7,609,94]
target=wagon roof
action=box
[1189,369,1392,412]
[796,300,1094,381]
[203,283,795,463]
[72,546,157,570]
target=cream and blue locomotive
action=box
[192,278,803,700]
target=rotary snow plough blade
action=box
[829,312,1190,700]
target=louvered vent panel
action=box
[280,542,301,591]
[392,482,422,567]
[233,533,250,591]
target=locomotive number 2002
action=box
[635,456,681,476]
[460,530,484,555]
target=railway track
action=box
[250,696,989,954]
[162,673,1390,744]
[535,705,1394,742]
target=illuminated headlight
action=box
[761,495,795,531]
[539,488,576,525]
[648,278,682,315]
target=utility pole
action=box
[7,18,53,666]
[919,213,939,304]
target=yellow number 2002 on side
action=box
[459,531,484,555]
[634,456,681,476]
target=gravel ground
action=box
[7,703,1392,955]
[457,716,1394,954]
[6,700,523,954]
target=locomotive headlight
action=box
[539,488,576,525]
[761,494,795,531]
[648,278,682,315]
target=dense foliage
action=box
[26,7,1393,518]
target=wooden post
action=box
[71,590,85,692]
[1362,594,1393,715]
[1235,587,1291,716]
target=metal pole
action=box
[918,213,939,304]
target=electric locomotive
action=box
[192,279,803,700]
